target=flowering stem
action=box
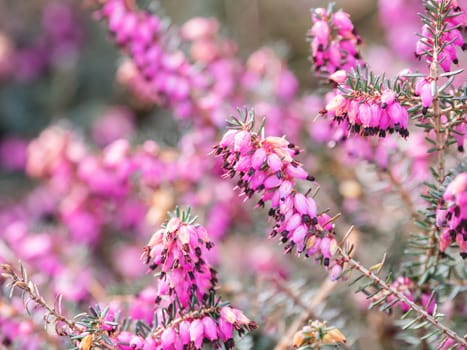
[422,15,445,275]
[338,250,467,347]
[1,263,76,333]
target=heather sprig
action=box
[142,207,217,309]
[337,239,467,348]
[321,67,411,138]
[416,0,466,72]
[214,109,343,275]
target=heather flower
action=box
[143,212,217,307]
[308,6,362,75]
[415,77,434,114]
[436,172,467,258]
[439,338,467,350]
[452,116,466,152]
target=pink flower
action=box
[189,319,204,348]
[202,317,218,341]
[161,327,176,349]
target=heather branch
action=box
[1,263,75,334]
[337,248,467,347]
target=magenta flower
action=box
[308,6,362,76]
[436,172,467,258]
[415,77,434,114]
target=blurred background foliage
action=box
[1,1,453,349]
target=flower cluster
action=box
[154,305,256,350]
[213,112,343,277]
[91,303,256,350]
[99,0,195,118]
[322,86,409,138]
[143,212,217,307]
[76,209,257,350]
[415,0,466,72]
[436,172,467,257]
[308,6,363,75]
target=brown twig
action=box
[1,263,75,332]
[338,249,467,347]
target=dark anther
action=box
[195,247,202,257]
